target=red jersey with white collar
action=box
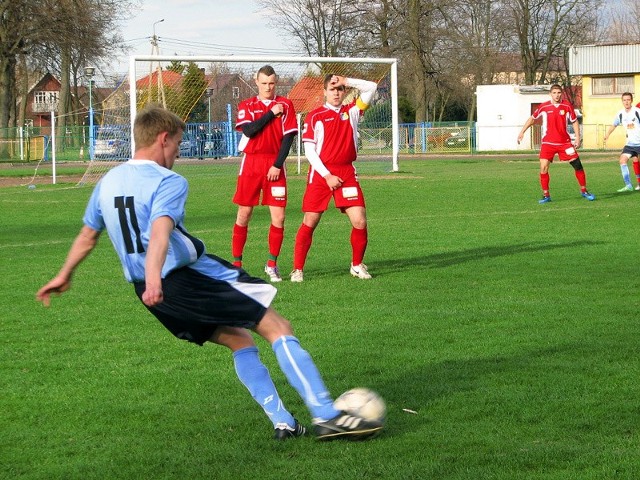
[302,101,362,166]
[236,96,297,155]
[531,100,577,145]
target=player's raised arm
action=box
[345,77,377,109]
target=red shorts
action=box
[539,142,578,162]
[302,165,365,213]
[233,154,287,207]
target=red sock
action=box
[267,225,284,267]
[574,169,587,191]
[540,173,550,196]
[351,227,368,266]
[232,224,248,266]
[633,161,640,181]
[293,224,314,271]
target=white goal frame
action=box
[129,55,400,172]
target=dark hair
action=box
[622,92,634,100]
[257,65,277,79]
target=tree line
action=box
[1,0,638,137]
[0,0,133,139]
[258,0,639,122]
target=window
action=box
[34,91,59,104]
[232,86,240,99]
[34,91,47,103]
[592,76,634,95]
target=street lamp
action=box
[84,66,95,160]
[152,18,164,49]
[205,87,213,128]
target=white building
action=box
[475,84,551,151]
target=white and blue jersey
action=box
[83,160,238,285]
[613,107,640,147]
[83,159,277,345]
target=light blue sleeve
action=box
[82,181,106,232]
[150,174,188,226]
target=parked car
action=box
[179,134,197,158]
[94,126,130,159]
[444,131,469,148]
[567,122,583,146]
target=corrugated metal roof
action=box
[568,44,640,75]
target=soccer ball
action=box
[333,387,386,423]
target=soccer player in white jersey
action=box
[603,92,640,192]
[36,105,382,441]
[290,74,377,282]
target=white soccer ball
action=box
[333,387,386,423]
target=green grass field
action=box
[1,155,638,479]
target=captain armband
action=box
[356,98,369,111]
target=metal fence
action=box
[0,120,481,164]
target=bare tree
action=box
[396,0,445,123]
[438,0,512,120]
[258,0,361,56]
[49,0,132,141]
[507,0,602,85]
[0,0,45,130]
[1,0,133,134]
[601,0,640,42]
[255,0,611,121]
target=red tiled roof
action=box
[288,77,325,114]
[136,69,184,88]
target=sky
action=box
[108,0,300,75]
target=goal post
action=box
[80,55,399,184]
[129,55,400,169]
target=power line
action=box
[152,36,302,56]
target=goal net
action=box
[79,55,398,184]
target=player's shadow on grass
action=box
[374,343,593,439]
[590,191,636,201]
[367,240,604,275]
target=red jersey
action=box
[531,100,577,145]
[236,96,297,155]
[302,101,363,166]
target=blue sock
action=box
[272,335,340,422]
[233,346,295,428]
[621,164,631,186]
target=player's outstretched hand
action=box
[36,276,71,307]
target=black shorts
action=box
[622,145,640,159]
[134,256,275,346]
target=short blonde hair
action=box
[133,104,186,149]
